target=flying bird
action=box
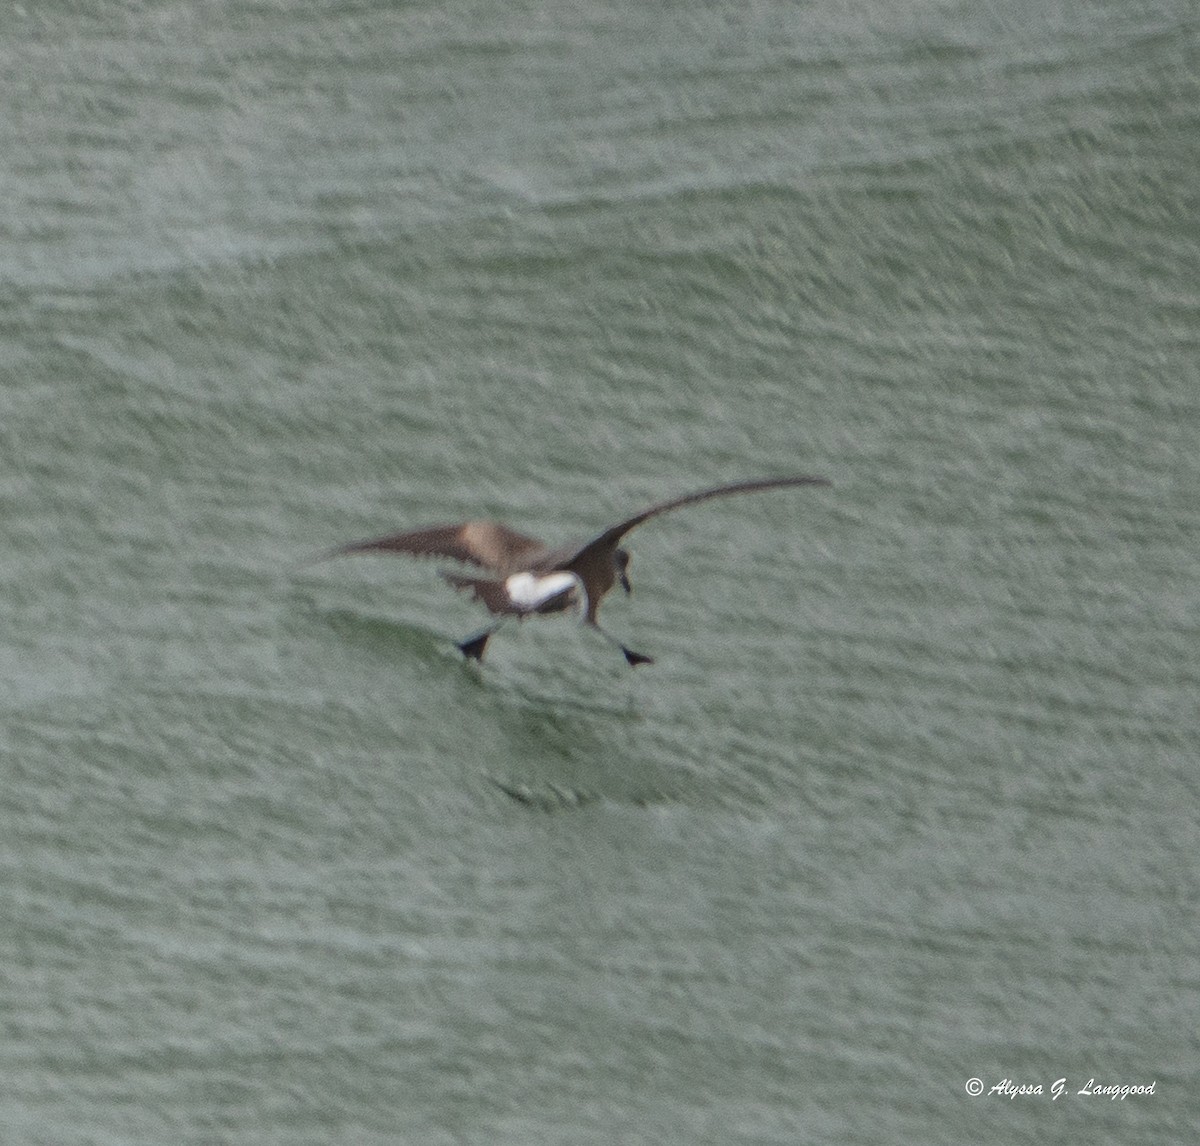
[326,475,831,665]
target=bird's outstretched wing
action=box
[328,521,546,573]
[556,475,832,566]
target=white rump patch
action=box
[505,571,581,612]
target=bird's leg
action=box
[457,622,504,662]
[586,621,654,667]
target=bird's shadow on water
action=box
[298,594,690,812]
[472,666,690,813]
[296,592,826,820]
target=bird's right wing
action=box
[326,521,546,572]
[565,475,833,560]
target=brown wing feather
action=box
[595,475,831,547]
[557,475,831,568]
[550,475,831,621]
[329,520,546,572]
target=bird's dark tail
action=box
[441,571,513,616]
[587,621,654,667]
[457,625,502,662]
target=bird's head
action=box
[615,547,632,594]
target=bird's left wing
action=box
[327,521,546,572]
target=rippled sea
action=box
[3,2,1198,1142]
